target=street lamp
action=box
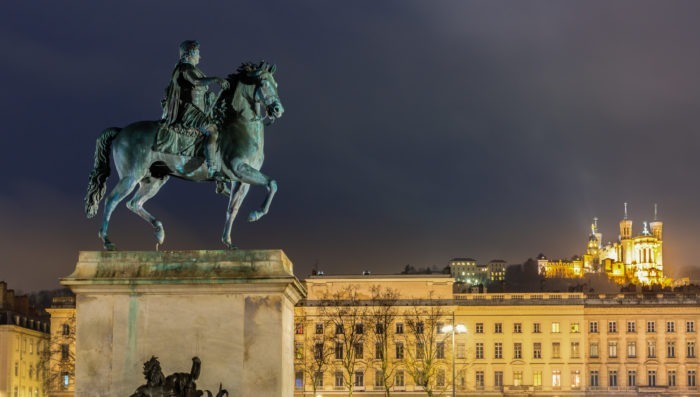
[441,313,466,397]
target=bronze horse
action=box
[85,62,283,250]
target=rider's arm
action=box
[183,67,224,87]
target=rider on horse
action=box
[161,40,229,178]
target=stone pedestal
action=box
[62,250,306,397]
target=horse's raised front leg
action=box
[222,181,249,249]
[99,176,140,250]
[126,176,170,249]
[231,162,277,223]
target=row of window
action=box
[591,320,696,334]
[298,341,449,360]
[296,322,427,335]
[13,361,42,381]
[296,320,697,335]
[295,369,699,389]
[297,340,699,361]
[591,340,696,359]
[295,368,446,389]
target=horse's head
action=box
[227,61,284,123]
[143,356,164,386]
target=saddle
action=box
[152,123,205,157]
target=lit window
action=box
[552,342,561,358]
[571,370,581,388]
[627,341,637,358]
[608,341,617,358]
[295,343,303,360]
[552,370,561,388]
[551,322,560,333]
[571,342,580,358]
[295,370,303,388]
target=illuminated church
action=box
[539,203,665,285]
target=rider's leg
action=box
[201,124,220,178]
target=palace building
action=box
[0,282,50,397]
[294,275,700,397]
[539,204,665,285]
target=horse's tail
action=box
[84,127,121,218]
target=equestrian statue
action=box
[84,40,284,250]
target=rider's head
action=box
[179,40,200,65]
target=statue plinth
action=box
[62,250,306,397]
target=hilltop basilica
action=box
[539,203,665,285]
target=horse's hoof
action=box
[223,242,238,250]
[248,210,264,222]
[104,242,117,251]
[154,226,165,245]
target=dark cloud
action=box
[2,1,700,290]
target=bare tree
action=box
[296,313,335,397]
[39,313,76,396]
[367,285,400,397]
[319,286,369,397]
[402,294,448,397]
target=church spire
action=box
[624,202,628,220]
[654,203,658,221]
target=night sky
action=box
[3,1,700,292]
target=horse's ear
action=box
[269,64,277,74]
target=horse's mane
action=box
[215,61,275,123]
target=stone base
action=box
[62,250,306,397]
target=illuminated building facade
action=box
[540,204,665,285]
[44,296,75,397]
[295,275,700,396]
[0,282,50,397]
[450,258,506,285]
